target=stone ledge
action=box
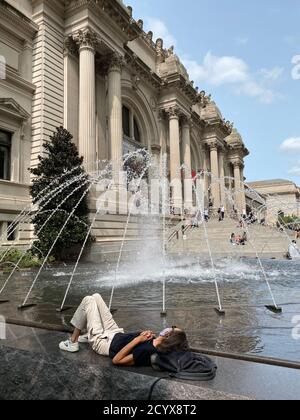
[0,345,247,401]
[2,323,300,400]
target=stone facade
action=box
[248,179,300,225]
[0,0,250,246]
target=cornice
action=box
[191,111,206,131]
[228,143,250,158]
[1,67,36,95]
[204,118,233,139]
[65,0,142,41]
[124,47,161,90]
[161,73,198,103]
[0,0,38,39]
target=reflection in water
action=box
[1,257,300,362]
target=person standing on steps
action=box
[218,207,221,222]
[221,205,225,221]
[204,209,209,222]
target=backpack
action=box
[151,351,217,381]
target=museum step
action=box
[168,218,294,258]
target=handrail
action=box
[167,220,186,243]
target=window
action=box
[0,130,11,181]
[122,106,130,138]
[134,118,141,143]
[122,106,142,144]
[7,222,16,241]
[0,221,17,241]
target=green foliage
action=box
[0,249,42,272]
[29,127,90,260]
[278,212,300,229]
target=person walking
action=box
[221,205,225,221]
[218,207,222,222]
[204,209,209,222]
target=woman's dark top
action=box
[109,332,158,367]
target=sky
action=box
[125,0,300,184]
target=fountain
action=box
[0,147,299,363]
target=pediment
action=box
[0,98,30,121]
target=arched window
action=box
[122,105,142,144]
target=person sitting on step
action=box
[230,233,236,245]
[236,234,242,245]
[287,241,300,260]
[59,294,189,367]
[239,231,248,246]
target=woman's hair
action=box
[156,330,189,353]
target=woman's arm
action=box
[112,333,154,367]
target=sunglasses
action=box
[159,326,178,337]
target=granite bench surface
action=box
[1,324,300,400]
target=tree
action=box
[123,149,149,185]
[278,211,300,230]
[30,127,90,261]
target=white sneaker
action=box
[78,334,89,344]
[59,339,79,353]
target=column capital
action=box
[231,159,244,169]
[166,106,181,120]
[23,40,33,51]
[206,139,219,152]
[181,115,192,129]
[108,52,125,73]
[64,36,78,57]
[158,109,166,122]
[73,29,99,53]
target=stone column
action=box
[182,118,193,210]
[225,163,233,212]
[240,165,247,213]
[64,37,79,146]
[168,107,182,211]
[202,146,210,207]
[233,161,243,215]
[108,53,123,182]
[219,150,226,207]
[74,29,98,173]
[158,111,167,177]
[150,144,161,214]
[150,144,161,179]
[209,141,221,209]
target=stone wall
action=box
[31,1,64,167]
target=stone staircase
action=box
[87,213,180,262]
[168,217,294,259]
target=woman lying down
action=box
[59,294,189,367]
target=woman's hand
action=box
[138,331,155,342]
